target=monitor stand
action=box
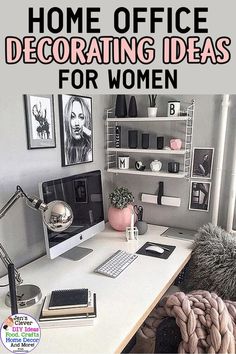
[61,247,93,261]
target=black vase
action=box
[128,96,137,117]
[128,130,138,149]
[115,95,127,118]
[142,133,149,149]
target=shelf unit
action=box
[107,168,187,179]
[105,101,195,179]
[107,117,189,122]
[107,148,186,155]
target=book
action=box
[38,294,97,328]
[42,291,94,317]
[48,288,89,309]
[39,316,95,329]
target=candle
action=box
[130,209,134,240]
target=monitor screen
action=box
[39,170,105,259]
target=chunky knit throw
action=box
[132,291,236,354]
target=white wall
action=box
[0,94,113,277]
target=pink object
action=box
[136,290,236,354]
[170,138,182,150]
[108,204,136,231]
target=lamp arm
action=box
[0,189,23,219]
[0,187,27,285]
[0,186,47,220]
[0,243,23,285]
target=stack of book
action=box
[38,288,97,328]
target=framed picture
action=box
[24,94,56,149]
[189,181,211,212]
[191,147,214,179]
[58,94,93,167]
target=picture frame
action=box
[189,181,211,212]
[58,94,93,167]
[191,147,214,179]
[24,94,56,149]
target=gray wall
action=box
[0,94,235,277]
[111,95,236,231]
[0,94,113,277]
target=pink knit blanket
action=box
[132,291,236,354]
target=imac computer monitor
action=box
[39,170,105,260]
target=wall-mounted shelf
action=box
[107,117,189,122]
[105,101,195,179]
[107,168,187,179]
[107,148,186,155]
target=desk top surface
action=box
[0,224,193,354]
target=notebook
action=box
[43,291,94,317]
[48,288,89,309]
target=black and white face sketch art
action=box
[191,148,214,179]
[59,94,93,166]
[24,94,56,149]
[189,181,211,212]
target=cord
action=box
[0,283,9,287]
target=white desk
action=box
[0,224,192,354]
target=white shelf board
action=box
[107,168,187,178]
[107,148,186,155]
[107,116,189,122]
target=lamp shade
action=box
[43,200,73,232]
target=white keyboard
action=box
[94,250,138,278]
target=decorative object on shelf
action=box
[115,95,127,118]
[0,185,73,308]
[118,156,130,169]
[157,136,164,150]
[189,181,211,212]
[108,187,136,231]
[115,126,121,148]
[142,133,149,149]
[128,130,138,149]
[59,94,93,167]
[150,160,162,172]
[134,205,148,235]
[180,111,188,116]
[148,95,157,117]
[135,161,146,171]
[168,162,180,173]
[24,94,56,149]
[128,96,138,117]
[164,146,171,150]
[191,148,214,179]
[168,101,180,117]
[170,138,182,150]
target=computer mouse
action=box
[145,245,164,254]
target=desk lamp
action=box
[0,185,73,308]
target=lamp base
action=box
[5,284,42,308]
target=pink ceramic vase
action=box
[108,204,135,231]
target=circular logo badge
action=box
[1,314,41,353]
